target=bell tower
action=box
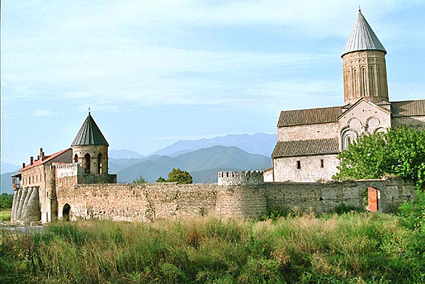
[71,111,109,175]
[342,10,389,105]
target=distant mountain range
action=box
[149,133,277,157]
[1,133,276,193]
[109,149,144,159]
[113,146,271,183]
[2,162,20,174]
[2,172,17,194]
[1,162,19,194]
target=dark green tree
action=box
[0,193,14,209]
[167,168,193,184]
[156,177,167,183]
[133,175,147,184]
[334,126,425,189]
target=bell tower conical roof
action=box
[342,10,386,57]
[72,112,109,146]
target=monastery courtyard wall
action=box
[52,175,414,222]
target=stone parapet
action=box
[218,171,264,185]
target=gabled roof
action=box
[72,113,109,146]
[342,10,386,57]
[337,98,391,119]
[277,106,342,127]
[19,148,72,172]
[391,100,425,117]
[272,139,339,158]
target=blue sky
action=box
[2,0,425,166]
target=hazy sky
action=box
[2,0,425,166]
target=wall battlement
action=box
[53,162,81,178]
[218,170,264,185]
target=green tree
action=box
[0,193,14,209]
[156,177,167,183]
[133,175,147,184]
[167,168,193,184]
[334,126,425,189]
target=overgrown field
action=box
[1,212,424,283]
[0,209,11,221]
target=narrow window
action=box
[297,160,301,169]
[354,69,358,96]
[361,68,366,95]
[320,159,324,168]
[84,153,91,174]
[369,67,375,96]
[378,68,381,97]
[98,153,103,174]
[74,154,78,163]
[347,70,351,95]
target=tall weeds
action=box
[0,213,423,283]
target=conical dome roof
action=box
[72,113,109,146]
[342,10,386,57]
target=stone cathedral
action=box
[269,10,425,182]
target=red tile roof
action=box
[19,148,71,172]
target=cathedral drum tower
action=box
[342,10,389,105]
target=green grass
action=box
[0,209,11,221]
[0,213,423,283]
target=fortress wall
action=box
[57,183,219,222]
[265,178,415,213]
[12,176,415,224]
[216,185,267,218]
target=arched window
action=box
[84,153,91,174]
[342,129,357,150]
[361,68,366,95]
[369,67,375,96]
[98,153,103,174]
[74,154,78,163]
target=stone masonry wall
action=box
[273,154,339,182]
[56,182,268,222]
[12,174,415,224]
[266,178,414,213]
[52,178,413,222]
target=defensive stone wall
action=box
[56,182,267,222]
[12,177,415,224]
[265,178,414,213]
